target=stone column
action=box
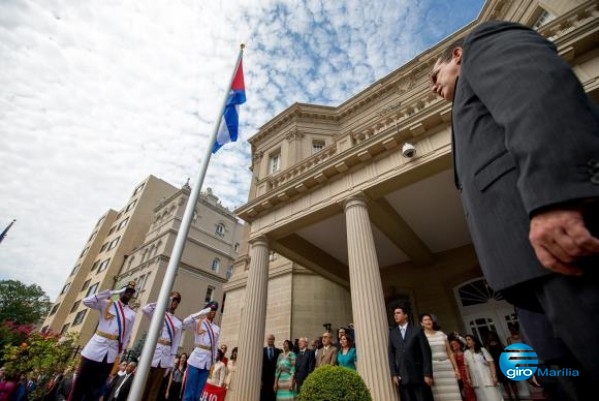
[344,195,399,401]
[231,236,270,401]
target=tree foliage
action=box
[2,331,79,400]
[0,279,51,325]
[298,365,372,401]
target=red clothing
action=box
[455,353,477,401]
[0,380,17,401]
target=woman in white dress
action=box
[419,313,462,401]
[464,334,504,401]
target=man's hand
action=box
[111,288,127,296]
[392,376,401,386]
[424,376,434,386]
[530,208,599,275]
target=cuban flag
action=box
[213,58,246,153]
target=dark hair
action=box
[340,334,353,348]
[231,347,238,360]
[438,37,465,63]
[393,305,409,315]
[283,339,293,350]
[464,334,483,354]
[216,349,225,362]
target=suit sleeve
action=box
[462,22,599,214]
[418,331,433,377]
[388,332,398,376]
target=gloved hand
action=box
[110,287,127,296]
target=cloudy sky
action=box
[0,0,484,301]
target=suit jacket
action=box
[261,346,281,401]
[107,373,134,401]
[388,324,432,385]
[452,21,599,299]
[316,345,337,367]
[294,348,316,389]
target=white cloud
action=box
[0,0,483,300]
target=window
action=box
[234,243,240,252]
[96,216,105,227]
[533,10,555,29]
[100,242,108,252]
[211,258,221,272]
[133,183,144,195]
[117,217,129,231]
[204,286,215,303]
[312,140,325,154]
[73,310,87,326]
[97,259,110,273]
[86,283,99,297]
[81,280,91,292]
[70,264,79,276]
[226,266,234,280]
[60,324,70,335]
[269,153,281,173]
[70,301,81,313]
[91,260,100,271]
[49,304,60,315]
[61,283,70,295]
[135,273,151,292]
[215,224,225,237]
[108,237,120,250]
[125,200,137,212]
[88,231,97,242]
[80,247,89,258]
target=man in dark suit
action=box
[294,337,316,392]
[106,361,136,401]
[260,334,281,401]
[431,20,599,395]
[388,306,433,401]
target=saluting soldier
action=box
[181,300,220,401]
[141,291,183,401]
[68,281,137,401]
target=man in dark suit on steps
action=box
[294,337,316,392]
[388,306,433,401]
[260,334,281,401]
[431,20,599,398]
[106,361,136,401]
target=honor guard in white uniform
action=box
[141,291,183,401]
[181,301,220,401]
[68,281,137,401]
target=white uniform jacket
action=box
[142,303,183,368]
[81,290,136,363]
[182,307,220,370]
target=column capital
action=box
[248,235,269,248]
[342,192,370,212]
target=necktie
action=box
[268,347,273,360]
[400,327,406,339]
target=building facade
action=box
[220,1,599,400]
[42,176,243,353]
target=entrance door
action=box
[454,278,518,344]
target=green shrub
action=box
[298,365,372,401]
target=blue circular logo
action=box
[499,343,538,381]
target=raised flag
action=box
[213,58,246,153]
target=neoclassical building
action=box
[220,0,599,400]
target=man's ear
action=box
[452,47,463,64]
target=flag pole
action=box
[128,44,245,401]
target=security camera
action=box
[402,142,416,158]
